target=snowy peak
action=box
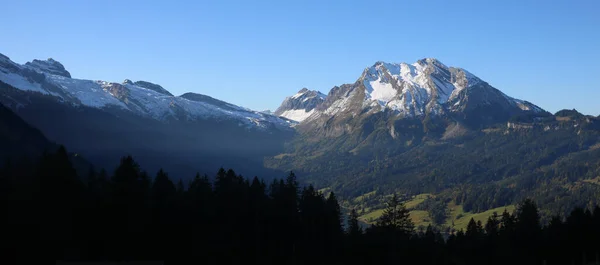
[274,88,326,122]
[351,58,519,117]
[291,58,546,129]
[290,87,326,101]
[25,58,71,78]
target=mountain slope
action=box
[0,103,54,160]
[266,59,599,222]
[0,52,294,179]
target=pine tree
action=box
[466,218,483,238]
[326,192,343,236]
[110,155,148,260]
[347,209,363,237]
[376,194,414,234]
[176,178,185,193]
[151,169,176,207]
[87,166,97,190]
[515,199,541,263]
[485,212,500,236]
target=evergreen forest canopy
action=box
[1,146,600,265]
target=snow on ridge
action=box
[302,91,327,102]
[0,54,292,130]
[279,109,315,122]
[364,77,397,103]
[511,98,544,113]
[291,91,305,99]
[0,71,48,95]
[48,75,128,109]
[360,59,489,110]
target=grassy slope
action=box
[445,203,515,231]
[358,193,515,231]
[358,193,432,225]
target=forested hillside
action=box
[267,111,600,228]
[1,146,600,265]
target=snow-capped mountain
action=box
[282,58,546,134]
[274,88,326,122]
[0,53,292,131]
[0,52,296,180]
[265,60,562,201]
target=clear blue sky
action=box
[2,0,599,115]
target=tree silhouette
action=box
[347,208,363,237]
[2,147,600,265]
[375,194,414,234]
[515,199,541,264]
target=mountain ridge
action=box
[0,52,295,180]
[0,53,293,131]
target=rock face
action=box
[274,88,326,122]
[25,58,72,78]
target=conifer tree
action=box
[376,194,414,234]
[347,209,363,237]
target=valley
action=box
[1,52,599,230]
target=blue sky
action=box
[2,0,599,115]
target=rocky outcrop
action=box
[25,58,71,78]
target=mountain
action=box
[274,88,326,122]
[276,58,550,157]
[0,52,295,179]
[0,53,293,130]
[267,58,600,224]
[3,51,599,225]
[298,59,545,133]
[0,102,92,177]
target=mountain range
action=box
[0,53,294,179]
[1,52,599,227]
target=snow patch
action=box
[0,71,48,94]
[291,91,305,99]
[365,77,397,102]
[47,75,128,108]
[324,93,354,116]
[279,109,315,122]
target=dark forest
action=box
[1,146,599,265]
